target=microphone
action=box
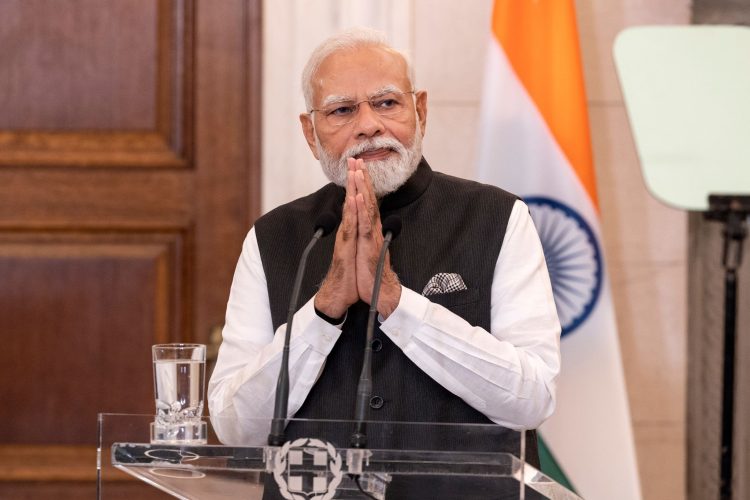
[268,212,339,446]
[350,215,402,449]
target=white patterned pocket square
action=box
[422,273,468,297]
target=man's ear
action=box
[300,113,320,160]
[415,90,428,136]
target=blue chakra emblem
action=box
[524,197,603,337]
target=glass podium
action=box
[97,414,581,499]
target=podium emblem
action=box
[272,438,343,500]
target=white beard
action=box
[315,124,423,198]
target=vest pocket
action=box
[427,288,480,325]
[427,288,479,307]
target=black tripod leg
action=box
[719,269,737,500]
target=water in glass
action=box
[154,358,205,425]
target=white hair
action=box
[301,27,414,111]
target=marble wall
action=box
[577,2,690,500]
[688,4,750,499]
[261,1,691,498]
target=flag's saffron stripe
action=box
[491,0,599,210]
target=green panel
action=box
[538,435,577,493]
[613,26,750,211]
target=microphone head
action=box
[314,212,339,237]
[381,215,402,239]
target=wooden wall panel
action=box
[0,483,171,500]
[0,0,158,130]
[0,0,260,495]
[193,0,260,341]
[0,0,192,168]
[0,233,185,445]
[0,444,169,498]
[0,170,193,229]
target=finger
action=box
[358,164,378,209]
[354,170,378,223]
[339,195,357,243]
[347,157,357,173]
[355,193,373,236]
[352,158,365,195]
[343,172,357,240]
[346,169,356,197]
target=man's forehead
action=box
[311,46,411,103]
[320,84,404,106]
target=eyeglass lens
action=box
[321,92,412,126]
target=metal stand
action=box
[705,195,750,500]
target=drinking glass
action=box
[150,343,207,444]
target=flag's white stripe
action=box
[476,40,598,229]
[477,38,642,500]
[548,285,642,500]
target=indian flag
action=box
[476,1,642,499]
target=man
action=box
[208,26,560,482]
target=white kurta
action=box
[208,200,561,445]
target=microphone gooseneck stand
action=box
[267,213,338,446]
[706,194,749,500]
[350,215,402,449]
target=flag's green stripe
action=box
[538,436,578,493]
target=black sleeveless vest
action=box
[255,160,539,471]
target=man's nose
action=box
[353,101,384,138]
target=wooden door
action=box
[0,0,261,496]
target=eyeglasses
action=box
[309,90,416,127]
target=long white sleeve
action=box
[207,228,343,445]
[379,200,561,430]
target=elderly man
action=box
[208,27,560,481]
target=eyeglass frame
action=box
[307,89,419,127]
